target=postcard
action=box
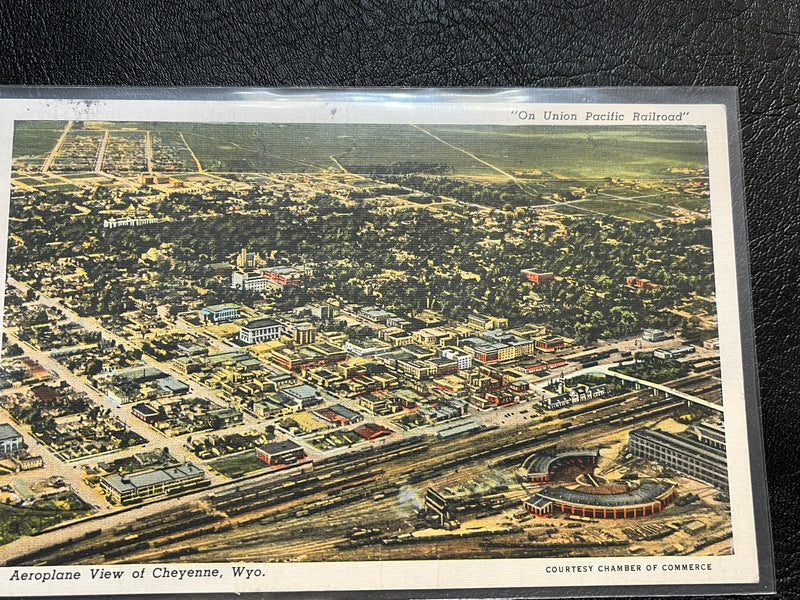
[0,88,773,596]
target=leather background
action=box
[0,1,797,598]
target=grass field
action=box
[12,122,67,157]
[207,452,270,479]
[426,125,709,179]
[564,198,676,221]
[183,123,710,178]
[0,493,91,546]
[669,195,710,212]
[13,122,709,181]
[179,124,495,174]
[11,121,710,221]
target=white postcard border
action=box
[0,88,771,596]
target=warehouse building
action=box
[691,420,726,450]
[314,404,364,426]
[653,345,696,360]
[642,328,670,342]
[280,384,321,409]
[100,463,208,504]
[437,421,483,440]
[628,427,729,490]
[131,402,164,424]
[0,424,23,456]
[255,440,306,467]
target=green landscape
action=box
[0,494,92,546]
[14,121,708,177]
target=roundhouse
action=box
[523,480,678,519]
[522,448,600,483]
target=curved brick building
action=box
[521,448,600,483]
[523,480,678,519]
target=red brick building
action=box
[354,423,393,441]
[263,266,302,287]
[524,480,678,519]
[626,276,657,289]
[534,336,566,352]
[255,440,306,466]
[521,269,555,284]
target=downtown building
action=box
[231,270,270,291]
[200,303,240,323]
[239,318,281,344]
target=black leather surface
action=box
[0,1,798,598]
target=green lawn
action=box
[207,452,269,479]
[0,493,92,546]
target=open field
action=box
[566,198,676,221]
[0,493,92,546]
[11,122,68,157]
[426,125,709,178]
[13,122,709,179]
[207,452,270,479]
[11,121,710,220]
[181,124,495,174]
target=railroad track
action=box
[11,393,686,565]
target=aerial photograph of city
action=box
[0,120,731,566]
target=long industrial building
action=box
[628,427,729,490]
[100,463,208,504]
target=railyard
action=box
[3,369,730,565]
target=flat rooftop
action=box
[0,423,22,442]
[258,439,302,455]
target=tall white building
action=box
[239,318,281,344]
[231,270,269,291]
[442,348,473,371]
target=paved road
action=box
[0,399,107,509]
[145,130,154,173]
[94,130,109,173]
[41,121,73,173]
[2,330,218,491]
[7,277,265,433]
[2,280,271,485]
[178,131,204,173]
